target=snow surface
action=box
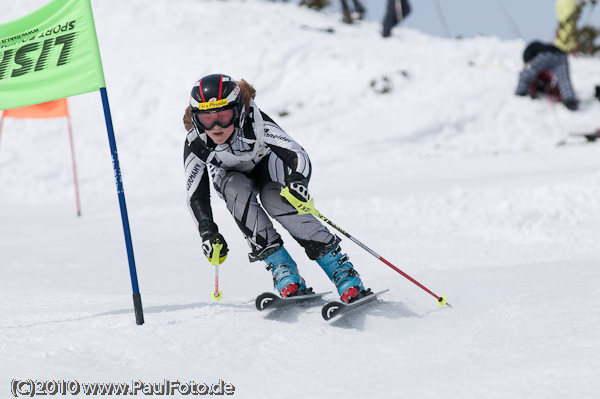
[1,1,600,398]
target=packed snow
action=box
[1,1,599,398]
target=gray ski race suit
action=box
[184,99,337,262]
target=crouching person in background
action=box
[515,41,579,111]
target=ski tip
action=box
[321,302,343,321]
[255,292,276,311]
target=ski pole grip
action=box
[280,187,318,216]
[210,241,223,265]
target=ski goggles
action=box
[194,108,235,130]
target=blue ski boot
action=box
[316,244,368,303]
[264,245,308,298]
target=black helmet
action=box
[189,74,244,133]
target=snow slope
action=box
[1,1,600,398]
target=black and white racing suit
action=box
[184,100,338,262]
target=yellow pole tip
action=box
[211,290,223,301]
[437,295,447,307]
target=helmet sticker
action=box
[222,86,240,104]
[197,99,229,110]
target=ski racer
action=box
[515,41,579,111]
[183,74,371,303]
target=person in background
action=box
[555,0,597,52]
[515,41,579,111]
[382,0,411,38]
[183,74,371,303]
[340,0,366,24]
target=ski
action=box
[255,291,331,311]
[321,289,389,321]
[558,130,600,146]
[299,25,335,34]
[569,130,600,142]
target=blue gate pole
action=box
[99,87,144,325]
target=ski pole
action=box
[281,187,450,307]
[434,0,452,38]
[496,0,525,40]
[211,265,222,301]
[209,241,224,301]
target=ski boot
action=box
[316,244,370,303]
[264,245,309,298]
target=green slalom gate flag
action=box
[0,0,105,110]
[1,0,145,325]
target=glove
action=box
[281,173,317,215]
[285,173,311,203]
[201,232,229,265]
[288,181,311,202]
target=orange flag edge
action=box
[2,99,69,119]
